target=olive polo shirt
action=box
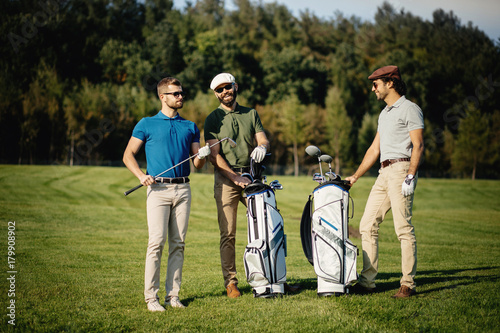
[204,103,265,168]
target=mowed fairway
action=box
[1,165,499,332]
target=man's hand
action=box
[234,175,252,188]
[401,174,416,196]
[140,174,156,186]
[345,175,359,186]
[197,143,211,159]
[250,145,266,163]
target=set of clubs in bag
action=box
[305,145,341,184]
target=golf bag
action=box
[300,179,358,295]
[243,159,287,297]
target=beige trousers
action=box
[144,183,191,303]
[358,161,417,289]
[214,170,247,288]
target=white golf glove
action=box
[401,174,416,197]
[250,145,267,163]
[197,143,211,159]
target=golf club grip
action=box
[124,183,143,196]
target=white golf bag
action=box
[243,160,287,297]
[301,180,358,295]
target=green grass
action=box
[1,165,499,332]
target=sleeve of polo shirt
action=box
[204,112,217,141]
[253,109,265,133]
[132,118,147,141]
[406,104,424,131]
[193,124,201,143]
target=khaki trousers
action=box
[144,183,191,303]
[214,170,247,288]
[358,161,417,289]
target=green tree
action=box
[324,87,353,174]
[451,104,489,179]
[276,93,307,176]
[357,112,378,163]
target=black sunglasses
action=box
[163,91,185,98]
[215,83,234,94]
[372,81,378,89]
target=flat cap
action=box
[210,73,236,90]
[368,65,401,80]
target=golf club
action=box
[319,154,333,173]
[305,145,323,178]
[124,137,237,196]
[313,173,325,184]
[269,179,283,190]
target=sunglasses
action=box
[372,81,378,89]
[215,83,234,94]
[163,91,185,98]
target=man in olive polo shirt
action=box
[204,73,269,298]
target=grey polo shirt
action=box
[378,96,424,162]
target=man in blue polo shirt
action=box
[123,77,210,312]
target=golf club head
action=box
[312,173,325,183]
[270,180,283,190]
[325,171,339,181]
[305,145,321,157]
[320,154,333,164]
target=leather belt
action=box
[231,167,250,173]
[155,177,190,184]
[381,158,411,168]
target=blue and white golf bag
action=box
[243,159,287,297]
[301,180,358,295]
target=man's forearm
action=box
[408,142,424,176]
[352,149,379,180]
[123,152,146,180]
[211,154,238,182]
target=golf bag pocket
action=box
[312,223,343,283]
[344,239,358,285]
[270,223,287,283]
[244,239,271,288]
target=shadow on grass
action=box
[178,266,500,304]
[286,266,500,296]
[374,266,500,294]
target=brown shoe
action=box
[226,283,241,298]
[392,285,416,298]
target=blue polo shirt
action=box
[132,111,200,178]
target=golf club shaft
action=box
[124,137,233,196]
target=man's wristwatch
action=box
[405,174,414,185]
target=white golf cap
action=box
[210,73,236,90]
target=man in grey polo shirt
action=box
[346,66,424,298]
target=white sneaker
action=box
[166,296,186,308]
[147,300,166,312]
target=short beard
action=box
[168,101,183,110]
[219,89,237,108]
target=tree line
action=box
[1,0,499,179]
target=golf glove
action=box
[401,174,415,197]
[250,145,267,163]
[198,144,211,159]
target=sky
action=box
[173,0,500,41]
